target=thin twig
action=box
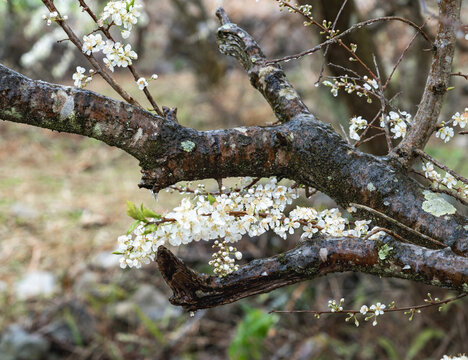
[77,0,164,117]
[349,203,446,249]
[270,293,467,314]
[316,0,349,84]
[355,132,385,147]
[384,29,421,90]
[281,2,378,79]
[41,0,139,106]
[268,15,431,68]
[450,72,468,80]
[362,226,411,243]
[414,148,468,185]
[371,56,393,152]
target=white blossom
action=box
[72,66,86,88]
[382,110,411,139]
[349,116,367,141]
[436,126,454,143]
[81,34,105,55]
[441,355,468,360]
[451,109,467,128]
[442,173,457,189]
[370,302,385,315]
[136,77,148,90]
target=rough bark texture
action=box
[1,63,466,255]
[157,235,468,311]
[0,1,466,310]
[394,0,461,161]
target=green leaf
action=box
[143,223,158,235]
[228,307,278,360]
[207,194,216,205]
[405,328,444,360]
[126,200,145,221]
[377,337,399,360]
[127,220,141,235]
[63,308,83,346]
[141,206,161,219]
[133,305,165,343]
[111,251,124,255]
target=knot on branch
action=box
[216,10,266,71]
[163,106,178,123]
[431,82,447,95]
[215,7,310,122]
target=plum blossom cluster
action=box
[436,108,467,143]
[422,162,467,198]
[66,0,144,87]
[322,75,377,103]
[328,298,344,312]
[81,36,138,72]
[380,110,412,139]
[116,177,374,275]
[209,240,243,276]
[292,293,466,327]
[323,298,388,327]
[42,11,68,26]
[348,115,367,141]
[72,66,94,88]
[99,0,143,39]
[441,355,468,360]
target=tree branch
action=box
[1,54,466,256]
[0,64,159,164]
[394,0,461,162]
[1,4,467,310]
[156,236,468,311]
[41,0,139,106]
[215,7,310,123]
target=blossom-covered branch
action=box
[41,0,139,106]
[270,293,467,327]
[0,1,467,313]
[1,9,466,256]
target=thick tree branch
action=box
[1,59,466,256]
[156,236,468,311]
[0,64,160,164]
[394,0,461,162]
[1,4,467,309]
[216,8,310,123]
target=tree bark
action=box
[0,1,466,310]
[394,0,461,162]
[157,236,468,311]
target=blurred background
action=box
[0,0,467,359]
